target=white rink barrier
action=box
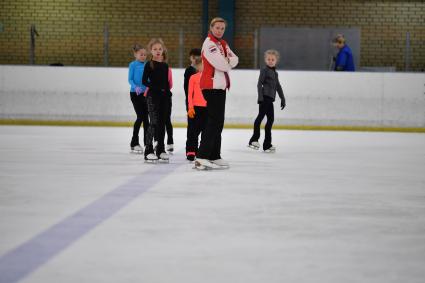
[0,65,424,128]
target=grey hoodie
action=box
[257,66,285,103]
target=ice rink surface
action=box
[0,125,424,283]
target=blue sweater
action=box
[128,60,147,92]
[335,45,355,71]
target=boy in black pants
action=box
[249,49,286,152]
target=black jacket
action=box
[257,66,285,103]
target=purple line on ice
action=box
[0,158,183,283]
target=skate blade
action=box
[144,159,158,163]
[130,150,143,154]
[264,149,276,153]
[158,159,170,163]
[248,145,259,150]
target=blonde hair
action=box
[210,17,227,28]
[264,49,280,62]
[147,38,166,68]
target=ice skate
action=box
[144,153,158,163]
[210,158,230,169]
[193,158,221,170]
[248,141,260,150]
[166,144,174,153]
[130,145,143,154]
[158,152,170,163]
[264,145,276,153]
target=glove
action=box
[135,86,142,96]
[280,99,286,110]
[187,108,195,119]
[257,99,263,104]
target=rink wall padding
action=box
[0,65,424,131]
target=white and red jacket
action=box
[200,33,238,90]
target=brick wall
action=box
[0,0,424,71]
[0,0,205,67]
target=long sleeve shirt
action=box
[128,60,147,92]
[142,60,170,93]
[335,45,355,71]
[188,72,206,109]
[257,66,285,102]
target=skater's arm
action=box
[168,68,173,89]
[203,43,231,72]
[187,75,195,110]
[226,46,239,68]
[335,51,347,71]
[276,73,285,101]
[128,63,137,90]
[142,63,151,88]
[257,69,266,102]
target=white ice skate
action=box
[193,158,221,171]
[144,153,158,163]
[166,144,174,153]
[264,145,276,153]
[248,141,260,150]
[158,152,170,163]
[130,145,143,154]
[210,158,230,169]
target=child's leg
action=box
[165,96,174,145]
[263,102,275,150]
[145,95,158,155]
[130,92,142,146]
[193,106,208,153]
[140,96,150,147]
[249,102,267,144]
[155,94,168,155]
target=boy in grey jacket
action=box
[248,49,286,152]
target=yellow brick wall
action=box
[0,0,424,71]
[0,0,205,67]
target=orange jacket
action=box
[188,72,206,109]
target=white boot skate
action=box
[166,144,174,153]
[264,145,276,153]
[131,145,143,154]
[144,153,158,163]
[210,158,230,169]
[193,158,221,170]
[248,141,260,150]
[158,152,170,163]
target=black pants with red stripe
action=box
[197,89,226,160]
[186,106,207,155]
